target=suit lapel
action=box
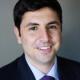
[17,54,36,80]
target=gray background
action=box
[0,0,80,67]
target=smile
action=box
[38,46,52,53]
[40,46,51,49]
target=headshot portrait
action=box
[0,0,80,80]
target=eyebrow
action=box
[27,23,39,27]
[47,21,60,25]
[26,21,60,27]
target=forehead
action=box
[21,7,60,25]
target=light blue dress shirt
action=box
[25,55,59,80]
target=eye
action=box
[29,26,38,31]
[48,25,57,30]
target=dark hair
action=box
[13,0,62,29]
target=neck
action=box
[25,54,56,74]
[29,59,55,74]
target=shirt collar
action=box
[25,55,59,80]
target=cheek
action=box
[22,34,37,48]
[52,32,61,42]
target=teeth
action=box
[40,47,50,50]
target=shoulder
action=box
[57,56,80,66]
[0,59,17,72]
[0,55,22,79]
[57,56,80,79]
[57,56,80,73]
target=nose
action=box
[40,29,50,42]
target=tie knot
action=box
[40,75,55,80]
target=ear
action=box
[14,26,22,44]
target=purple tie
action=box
[40,75,55,80]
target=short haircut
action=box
[13,0,62,29]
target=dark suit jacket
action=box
[0,54,80,80]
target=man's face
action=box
[14,7,62,66]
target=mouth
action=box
[37,46,52,53]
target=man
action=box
[0,0,80,80]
